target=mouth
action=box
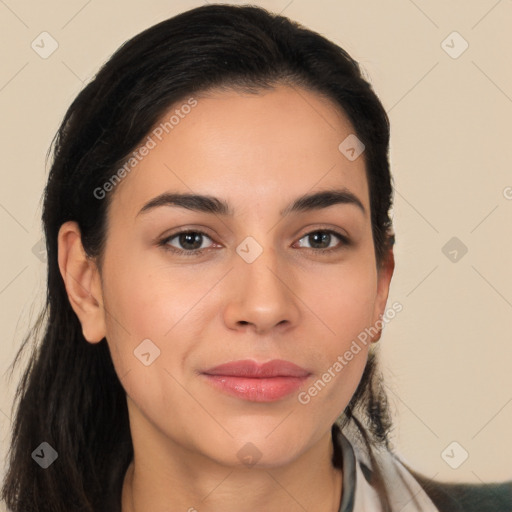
[201,359,311,402]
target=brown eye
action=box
[159,230,214,256]
[296,230,349,253]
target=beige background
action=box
[1,0,511,508]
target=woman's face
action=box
[81,84,393,467]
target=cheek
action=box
[304,262,377,341]
[99,259,204,429]
[299,340,369,422]
[102,247,199,336]
[299,267,376,404]
[100,251,215,380]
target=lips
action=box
[204,359,310,378]
[201,359,311,402]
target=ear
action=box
[370,244,395,343]
[57,221,106,343]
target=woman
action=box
[1,4,510,511]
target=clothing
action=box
[333,421,512,511]
[334,422,439,511]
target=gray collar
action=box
[333,423,440,512]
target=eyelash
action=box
[157,228,351,257]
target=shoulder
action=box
[409,467,512,512]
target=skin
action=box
[58,84,394,512]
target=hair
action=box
[1,4,395,511]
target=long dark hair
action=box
[1,4,395,511]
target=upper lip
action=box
[203,359,310,378]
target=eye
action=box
[294,229,350,254]
[159,230,214,256]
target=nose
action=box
[223,243,301,336]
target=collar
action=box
[332,422,441,512]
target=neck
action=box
[121,429,343,512]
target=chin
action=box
[205,431,309,470]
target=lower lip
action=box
[203,375,309,402]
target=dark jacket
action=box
[411,468,512,512]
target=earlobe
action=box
[57,221,106,343]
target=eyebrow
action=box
[136,188,366,218]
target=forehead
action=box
[109,84,369,222]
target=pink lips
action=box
[202,359,311,402]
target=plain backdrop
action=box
[1,1,511,509]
